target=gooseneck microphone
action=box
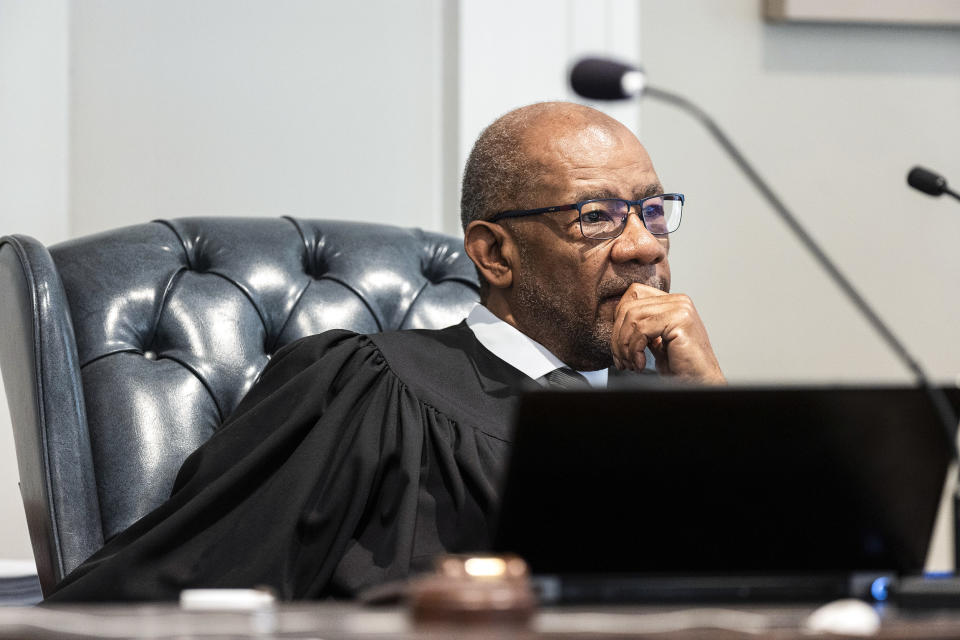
[908,166,960,203]
[570,55,960,548]
[570,58,646,100]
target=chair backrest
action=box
[0,217,479,595]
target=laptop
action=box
[492,385,960,603]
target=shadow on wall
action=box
[763,23,960,74]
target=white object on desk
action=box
[804,598,881,636]
[179,588,276,611]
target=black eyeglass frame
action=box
[488,193,684,239]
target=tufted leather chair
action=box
[0,217,480,596]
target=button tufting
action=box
[143,350,158,361]
[421,266,441,284]
[190,254,212,273]
[421,247,456,284]
[182,235,217,273]
[305,248,330,279]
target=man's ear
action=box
[464,220,515,290]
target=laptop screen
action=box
[493,386,957,577]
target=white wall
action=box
[639,0,960,384]
[70,0,448,237]
[0,0,70,563]
[69,0,641,238]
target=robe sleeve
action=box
[46,330,435,601]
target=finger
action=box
[615,306,695,374]
[618,294,696,323]
[612,288,668,362]
[613,305,665,370]
[620,281,668,302]
[633,312,719,379]
[613,283,667,327]
[612,293,689,342]
[613,283,667,335]
[620,298,701,348]
[631,337,649,371]
[649,336,672,375]
[624,312,670,368]
[611,305,649,368]
[624,329,649,371]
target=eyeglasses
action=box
[489,193,684,240]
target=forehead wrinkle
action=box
[564,155,649,173]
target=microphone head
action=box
[907,166,947,196]
[570,57,645,101]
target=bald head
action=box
[460,102,635,231]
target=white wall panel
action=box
[0,0,70,562]
[70,0,447,237]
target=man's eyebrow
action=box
[634,183,665,200]
[570,189,617,202]
[571,184,665,202]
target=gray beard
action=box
[514,280,613,371]
[512,256,614,371]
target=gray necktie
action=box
[540,367,590,390]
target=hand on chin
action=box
[609,283,725,384]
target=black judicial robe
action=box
[47,321,531,602]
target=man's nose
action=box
[609,211,668,264]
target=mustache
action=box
[597,275,667,299]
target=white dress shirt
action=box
[465,304,608,389]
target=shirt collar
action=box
[465,304,608,388]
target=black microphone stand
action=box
[644,84,960,563]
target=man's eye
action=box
[582,211,601,223]
[643,204,665,217]
[582,210,613,223]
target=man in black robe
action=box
[47,102,723,601]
